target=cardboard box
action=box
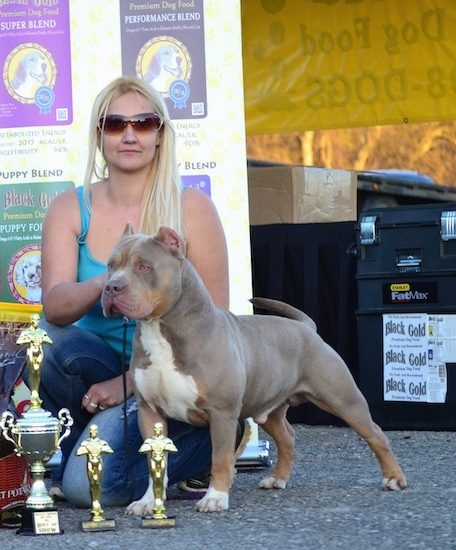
[247,166,357,224]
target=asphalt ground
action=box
[0,424,455,549]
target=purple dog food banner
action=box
[0,0,73,128]
[119,0,207,120]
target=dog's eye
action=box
[140,264,150,272]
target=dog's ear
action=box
[13,59,27,86]
[155,226,186,258]
[148,53,162,78]
[123,222,135,237]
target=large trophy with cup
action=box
[0,313,73,535]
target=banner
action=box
[120,0,208,121]
[0,0,73,127]
[0,1,251,314]
[383,313,448,404]
[242,0,456,134]
[0,181,73,303]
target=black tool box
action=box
[355,202,456,430]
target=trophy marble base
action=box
[141,516,176,529]
[80,518,117,532]
[17,507,63,536]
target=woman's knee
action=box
[62,456,91,507]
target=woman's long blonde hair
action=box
[83,76,184,237]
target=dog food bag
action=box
[0,301,42,528]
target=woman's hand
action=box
[82,373,133,413]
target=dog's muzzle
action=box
[102,277,127,317]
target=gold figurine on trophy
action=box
[76,424,116,531]
[16,312,52,410]
[140,422,178,528]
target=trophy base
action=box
[80,518,117,532]
[141,516,176,529]
[17,507,63,536]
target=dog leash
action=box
[122,315,136,501]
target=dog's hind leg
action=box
[310,388,407,491]
[258,405,295,490]
[341,409,407,491]
[299,342,407,491]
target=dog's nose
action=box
[104,279,124,296]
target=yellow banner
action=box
[242,0,456,134]
[0,302,42,322]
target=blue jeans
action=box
[22,321,212,507]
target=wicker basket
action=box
[0,438,32,528]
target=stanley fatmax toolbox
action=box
[355,202,456,429]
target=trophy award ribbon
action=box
[140,422,178,528]
[0,313,73,535]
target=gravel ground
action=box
[0,424,455,549]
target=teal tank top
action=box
[75,186,136,362]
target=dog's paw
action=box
[125,498,154,517]
[195,487,229,512]
[382,475,407,491]
[259,476,287,490]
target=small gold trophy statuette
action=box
[16,313,52,411]
[76,424,116,531]
[140,422,178,528]
[0,313,73,536]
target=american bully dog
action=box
[101,225,406,515]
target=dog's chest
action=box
[134,321,199,421]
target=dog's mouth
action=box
[102,295,150,321]
[165,65,181,76]
[32,71,47,83]
[101,294,125,318]
[103,301,157,323]
[102,303,122,318]
[110,305,122,316]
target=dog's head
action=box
[102,224,186,321]
[15,254,42,289]
[13,51,47,87]
[145,44,183,91]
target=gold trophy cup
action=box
[0,314,73,535]
[140,422,178,529]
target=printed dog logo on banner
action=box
[4,43,56,104]
[137,36,192,97]
[8,245,42,304]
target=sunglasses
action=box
[98,113,164,135]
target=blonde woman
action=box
[24,77,232,506]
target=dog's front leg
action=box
[195,414,238,513]
[126,399,168,517]
[125,478,157,518]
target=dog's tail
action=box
[250,297,317,331]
